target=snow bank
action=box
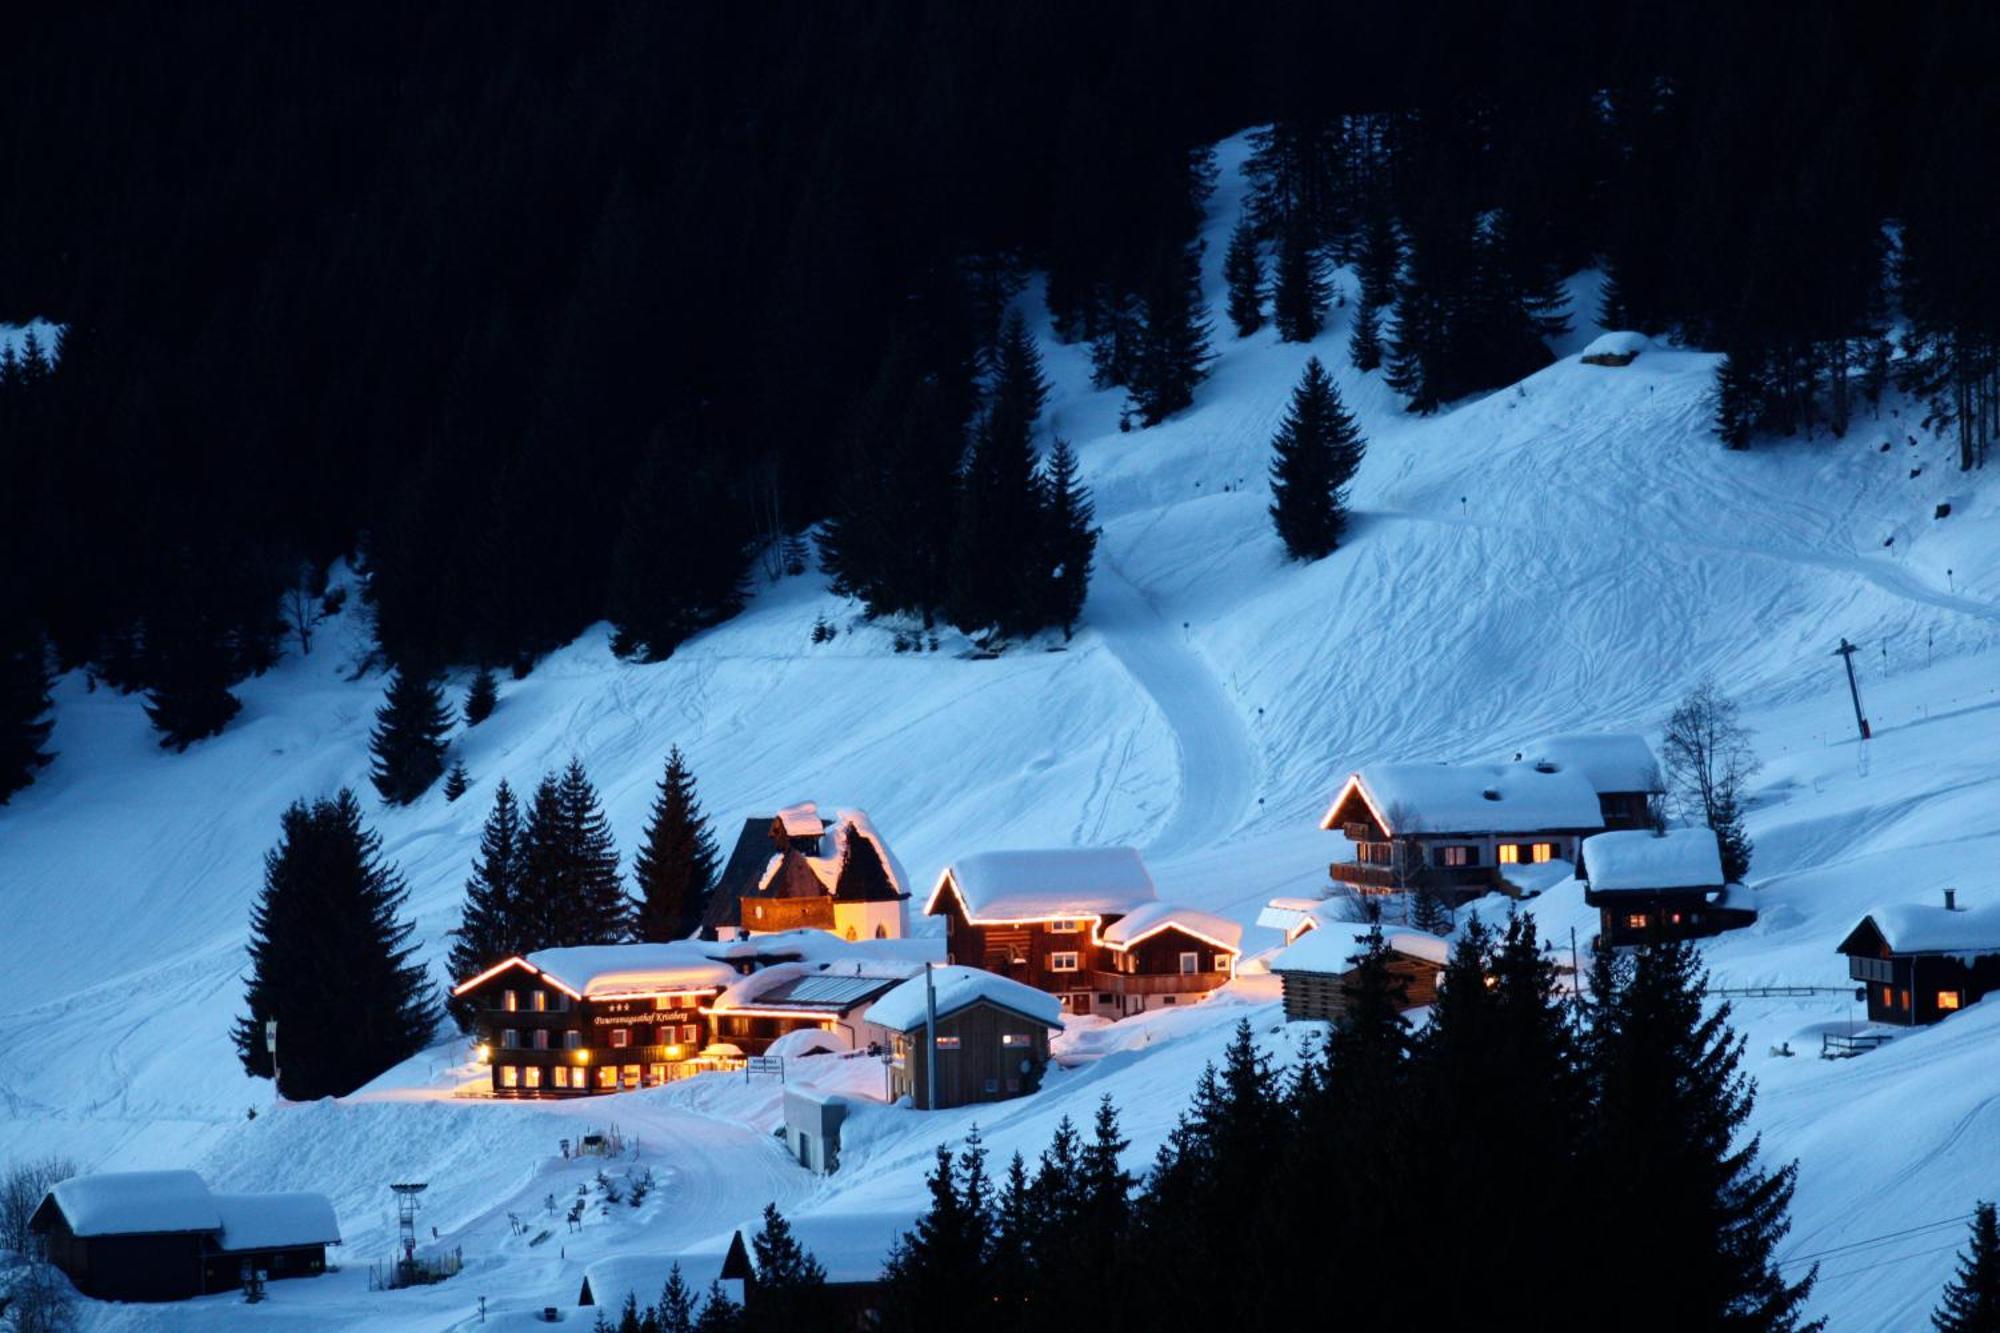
[935,847,1157,920]
[41,1170,220,1236]
[866,965,1065,1032]
[1582,828,1724,890]
[212,1191,341,1251]
[1521,733,1662,794]
[1855,900,2000,955]
[1099,900,1244,952]
[580,1253,744,1313]
[1343,761,1606,835]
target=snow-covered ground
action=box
[5,133,1999,1329]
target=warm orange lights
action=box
[449,955,584,1001]
[574,1049,590,1065]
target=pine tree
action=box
[1933,1201,2000,1333]
[519,760,630,949]
[950,314,1046,635]
[1712,777,1755,884]
[1349,205,1398,372]
[692,1282,742,1333]
[1223,213,1264,338]
[607,436,747,661]
[233,789,437,1099]
[880,1135,996,1332]
[443,760,469,802]
[141,575,243,751]
[1126,238,1212,427]
[1268,356,1366,560]
[1036,437,1096,638]
[657,1264,698,1333]
[1581,940,1820,1330]
[1714,345,1766,449]
[745,1203,827,1333]
[463,666,498,726]
[0,623,55,804]
[369,667,452,805]
[448,778,528,1029]
[632,746,720,942]
[1272,211,1327,343]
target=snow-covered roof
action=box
[702,929,943,969]
[767,1026,853,1058]
[1270,922,1450,974]
[777,802,825,838]
[1521,733,1663,795]
[40,1171,222,1237]
[522,943,739,998]
[1580,330,1648,360]
[1582,828,1724,891]
[749,807,910,903]
[1099,900,1244,953]
[930,848,1157,921]
[580,1253,743,1313]
[779,1211,913,1285]
[866,965,1066,1032]
[1328,762,1605,836]
[1256,897,1324,938]
[1847,901,2000,956]
[212,1192,342,1252]
[833,808,911,900]
[709,960,916,1014]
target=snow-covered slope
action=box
[5,133,1999,1330]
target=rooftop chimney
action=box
[1945,887,1958,911]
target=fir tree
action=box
[1349,205,1398,373]
[1933,1201,2000,1333]
[949,316,1046,635]
[463,666,498,726]
[518,760,630,948]
[233,789,437,1099]
[692,1282,742,1333]
[1581,940,1820,1330]
[657,1264,698,1333]
[632,746,719,942]
[0,624,55,804]
[607,435,748,661]
[1268,356,1366,560]
[745,1203,827,1333]
[1126,238,1212,427]
[369,667,452,805]
[1272,210,1327,343]
[1035,437,1096,638]
[880,1135,996,1332]
[443,760,469,802]
[447,778,527,1029]
[142,578,243,751]
[1223,212,1264,338]
[1715,346,1767,449]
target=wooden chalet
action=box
[700,803,911,942]
[1320,733,1663,905]
[1581,827,1755,947]
[1837,891,2000,1026]
[869,965,1064,1109]
[452,943,739,1096]
[1268,921,1449,1022]
[702,960,918,1056]
[30,1171,339,1302]
[925,848,1241,1017]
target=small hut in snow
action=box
[1268,921,1450,1022]
[1837,892,2000,1026]
[867,966,1064,1109]
[1580,827,1755,947]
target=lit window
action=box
[622,1066,641,1089]
[1214,955,1231,973]
[501,1064,519,1088]
[523,1066,542,1089]
[1179,952,1200,975]
[1531,843,1555,863]
[1881,985,1894,1008]
[1049,919,1081,934]
[597,1066,616,1088]
[1049,952,1080,973]
[1938,991,1963,1012]
[650,1064,668,1085]
[564,1031,582,1050]
[934,1035,962,1049]
[609,1028,631,1048]
[844,926,858,941]
[532,1029,549,1050]
[1498,844,1521,865]
[503,989,519,1012]
[1001,1033,1031,1047]
[532,990,548,1012]
[1437,845,1475,868]
[501,1028,520,1049]
[1624,914,1648,931]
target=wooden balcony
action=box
[1329,862,1501,895]
[1089,970,1231,996]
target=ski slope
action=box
[4,132,2000,1329]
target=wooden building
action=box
[1837,892,2000,1026]
[1580,827,1755,947]
[30,1171,339,1302]
[701,803,911,942]
[869,966,1064,1109]
[452,943,739,1096]
[703,960,916,1056]
[1269,922,1449,1023]
[925,848,1241,1018]
[1320,733,1664,906]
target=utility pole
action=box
[1833,638,1871,740]
[922,963,939,1112]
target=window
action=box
[501,1064,519,1088]
[875,925,888,939]
[1437,845,1476,868]
[501,1029,520,1049]
[1214,954,1231,974]
[532,1029,549,1051]
[844,926,858,941]
[1498,844,1522,865]
[649,1064,668,1085]
[564,1030,582,1050]
[984,1078,999,1093]
[622,1066,641,1089]
[532,989,548,1012]
[1881,985,1895,1008]
[1001,1032,1031,1047]
[523,1066,542,1089]
[934,1035,962,1049]
[553,993,571,1012]
[609,1028,630,1048]
[1852,957,1893,984]
[1179,951,1200,975]
[597,1066,616,1089]
[1097,993,1115,1004]
[1049,919,1081,934]
[1938,991,1963,1012]
[1624,914,1648,931]
[503,989,519,1012]
[1049,951,1080,973]
[1531,843,1556,863]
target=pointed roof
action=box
[929,848,1157,921]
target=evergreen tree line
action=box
[860,921,1821,1331]
[4,4,1990,797]
[447,747,721,1027]
[588,1203,833,1333]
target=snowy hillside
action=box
[5,133,1999,1330]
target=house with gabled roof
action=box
[1837,890,2000,1026]
[924,847,1241,1018]
[701,803,910,942]
[867,965,1065,1108]
[1580,826,1754,947]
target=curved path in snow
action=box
[1088,550,1259,861]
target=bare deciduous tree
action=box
[1,1258,78,1333]
[280,561,330,657]
[1,1156,76,1258]
[1661,677,1760,882]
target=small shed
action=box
[1580,828,1753,947]
[1578,331,1648,367]
[1268,921,1450,1022]
[1837,893,2000,1026]
[868,967,1064,1110]
[783,1088,848,1173]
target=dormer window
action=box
[1049,919,1081,934]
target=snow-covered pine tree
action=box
[1268,356,1366,561]
[632,746,720,942]
[0,623,55,803]
[233,789,437,1099]
[1272,210,1326,343]
[463,665,498,725]
[1036,437,1097,639]
[1125,238,1212,427]
[368,666,452,805]
[1223,212,1264,337]
[442,760,469,802]
[1933,1201,2000,1333]
[1580,940,1819,1330]
[448,778,528,1030]
[519,759,630,948]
